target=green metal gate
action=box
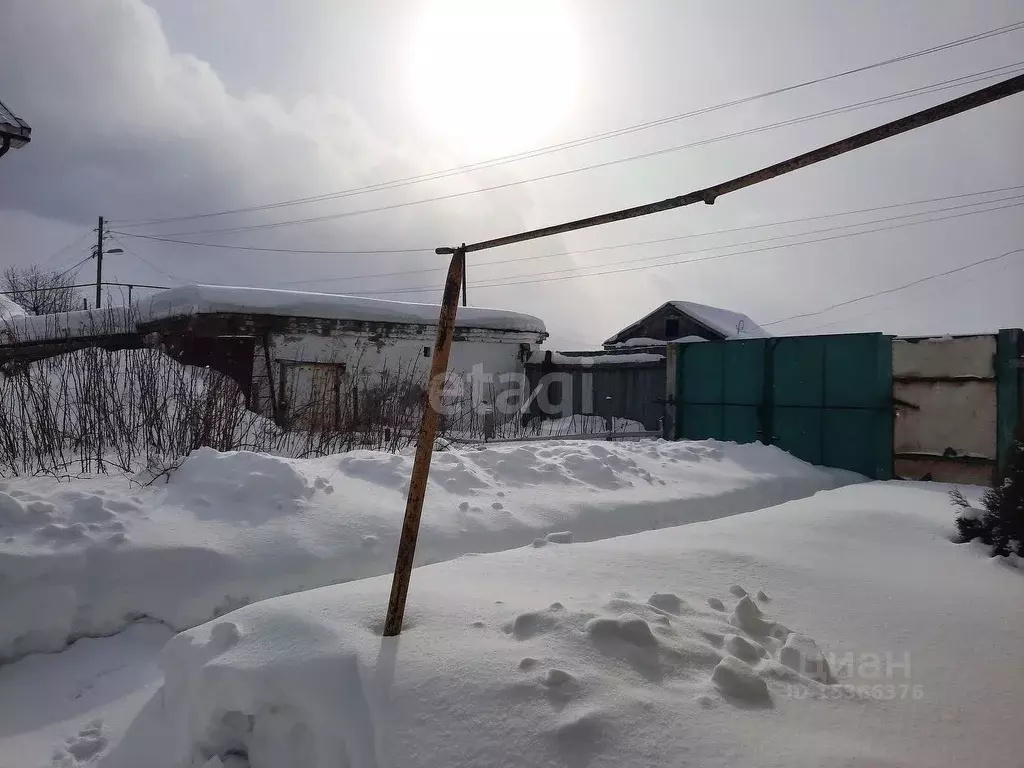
[673,333,893,479]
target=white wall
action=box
[249,325,538,422]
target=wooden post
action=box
[383,246,466,636]
[262,333,280,425]
[95,216,104,309]
[461,243,468,307]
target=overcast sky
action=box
[1,0,1022,347]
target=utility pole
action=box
[460,242,467,307]
[95,216,104,309]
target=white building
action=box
[0,284,548,427]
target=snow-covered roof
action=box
[146,285,546,333]
[1,284,547,344]
[669,301,769,339]
[605,335,708,349]
[603,300,769,345]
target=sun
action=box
[406,0,581,154]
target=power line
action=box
[113,185,1024,290]
[110,20,1024,230]
[762,247,1024,327]
[37,231,94,267]
[107,234,432,256]
[269,184,1024,286]
[347,198,1024,295]
[140,63,1024,239]
[53,254,95,281]
[109,235,190,282]
[460,195,1024,286]
[110,195,1024,300]
[789,256,1019,333]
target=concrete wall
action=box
[893,335,998,483]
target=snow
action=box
[0,439,850,665]
[527,351,664,365]
[1,284,546,344]
[528,415,650,437]
[604,336,665,348]
[91,481,1024,768]
[0,622,170,768]
[670,300,770,339]
[0,294,27,320]
[604,335,707,348]
[143,285,546,334]
[674,335,709,343]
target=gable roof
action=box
[603,300,769,345]
[668,301,769,339]
[0,96,31,148]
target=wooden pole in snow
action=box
[383,246,466,636]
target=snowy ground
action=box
[0,624,171,768]
[94,482,1021,768]
[1,441,1019,767]
[0,439,850,663]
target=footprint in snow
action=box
[53,720,107,765]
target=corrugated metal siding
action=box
[525,361,666,430]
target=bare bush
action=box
[2,265,82,315]
[0,304,643,477]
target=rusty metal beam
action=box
[437,73,1024,256]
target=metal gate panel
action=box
[823,408,890,478]
[723,404,760,444]
[680,344,724,404]
[677,343,724,440]
[681,404,723,440]
[723,340,766,405]
[673,333,893,479]
[824,333,891,408]
[773,337,825,407]
[774,407,823,465]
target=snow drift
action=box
[98,482,1024,768]
[0,439,854,662]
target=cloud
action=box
[0,0,537,270]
